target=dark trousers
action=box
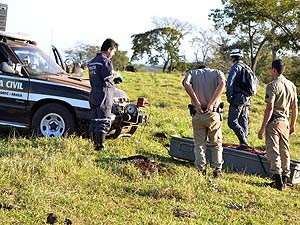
[89,104,112,134]
[228,103,249,145]
[89,104,112,150]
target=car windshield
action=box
[11,46,65,75]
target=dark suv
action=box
[0,31,148,138]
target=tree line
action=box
[64,0,300,92]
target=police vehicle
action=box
[0,31,148,138]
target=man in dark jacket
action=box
[226,49,252,149]
[88,38,118,151]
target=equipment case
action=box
[170,136,300,184]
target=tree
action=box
[209,0,300,75]
[64,43,129,71]
[112,50,129,71]
[206,29,233,73]
[283,55,300,95]
[131,17,192,72]
[190,28,218,64]
[151,17,193,36]
[131,27,182,72]
[64,42,100,66]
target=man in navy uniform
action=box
[226,49,252,149]
[88,38,119,151]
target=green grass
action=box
[0,71,299,224]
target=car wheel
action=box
[32,103,75,137]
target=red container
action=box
[137,97,148,107]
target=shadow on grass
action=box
[93,145,194,169]
[92,150,296,192]
[255,145,266,151]
[0,127,32,158]
[94,153,193,168]
[222,167,271,188]
[0,127,30,139]
[94,156,121,164]
[93,150,195,181]
[134,149,194,168]
[0,148,13,158]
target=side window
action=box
[12,46,65,75]
[15,49,49,74]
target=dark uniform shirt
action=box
[226,60,251,105]
[88,53,115,134]
[88,53,115,108]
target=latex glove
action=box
[113,72,124,84]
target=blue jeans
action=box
[228,103,249,145]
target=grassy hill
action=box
[0,71,299,224]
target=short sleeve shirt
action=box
[265,75,297,118]
[189,68,225,107]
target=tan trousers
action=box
[192,112,223,171]
[266,119,290,176]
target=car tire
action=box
[32,103,75,137]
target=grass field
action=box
[0,71,299,225]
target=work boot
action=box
[93,133,106,151]
[273,174,283,191]
[282,175,289,190]
[213,169,222,178]
[235,131,248,146]
[195,165,206,176]
[236,144,249,151]
[198,169,207,176]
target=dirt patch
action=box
[46,213,72,225]
[173,206,196,218]
[121,155,167,174]
[46,213,58,224]
[153,132,168,140]
[0,202,20,210]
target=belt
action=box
[200,106,217,112]
[201,102,224,113]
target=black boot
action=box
[93,133,106,151]
[282,175,289,190]
[273,174,283,191]
[234,129,248,146]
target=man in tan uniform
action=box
[183,66,226,178]
[258,59,298,191]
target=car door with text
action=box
[0,45,30,127]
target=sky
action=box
[1,0,223,62]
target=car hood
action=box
[41,74,91,91]
[33,74,129,99]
